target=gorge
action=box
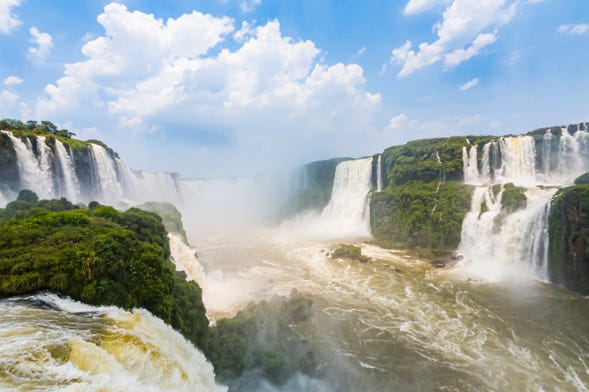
[1,120,589,391]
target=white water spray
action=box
[54,139,81,201]
[90,144,123,203]
[376,154,383,192]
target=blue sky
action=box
[1,0,588,177]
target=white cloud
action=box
[0,0,21,35]
[28,27,54,63]
[240,0,261,13]
[444,32,497,68]
[0,90,20,116]
[393,0,520,77]
[35,3,382,174]
[234,21,253,41]
[3,75,23,86]
[404,0,451,15]
[558,24,589,36]
[386,113,408,130]
[459,77,479,91]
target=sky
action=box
[0,0,588,177]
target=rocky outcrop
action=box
[548,185,589,294]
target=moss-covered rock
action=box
[0,192,209,351]
[331,244,370,262]
[371,181,472,251]
[548,185,589,295]
[501,183,527,213]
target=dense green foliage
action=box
[575,172,589,185]
[208,294,318,385]
[500,183,527,212]
[548,185,589,294]
[332,244,370,262]
[0,192,208,351]
[381,136,493,186]
[0,119,76,139]
[371,181,472,251]
[137,202,188,241]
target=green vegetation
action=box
[548,185,589,294]
[207,293,318,385]
[332,244,370,262]
[501,183,527,212]
[575,172,589,185]
[0,191,208,351]
[381,136,493,186]
[371,181,472,251]
[137,202,188,241]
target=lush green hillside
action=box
[0,190,209,351]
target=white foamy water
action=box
[280,157,373,240]
[459,127,589,282]
[54,139,81,201]
[0,294,226,392]
[456,186,557,281]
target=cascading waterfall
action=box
[458,125,589,281]
[281,157,374,239]
[1,131,54,199]
[457,186,557,281]
[54,139,81,201]
[376,154,383,192]
[90,144,123,203]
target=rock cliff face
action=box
[548,185,589,294]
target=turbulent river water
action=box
[188,228,589,392]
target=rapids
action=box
[0,294,226,392]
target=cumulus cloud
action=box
[558,23,589,35]
[393,0,521,77]
[28,27,54,63]
[240,0,261,13]
[0,0,21,34]
[459,77,479,91]
[35,3,382,175]
[386,113,408,130]
[403,0,450,15]
[3,75,23,86]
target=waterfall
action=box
[279,157,374,240]
[54,140,81,201]
[376,154,383,192]
[462,145,482,184]
[457,186,557,281]
[464,130,589,187]
[320,157,374,235]
[90,144,123,202]
[1,131,53,199]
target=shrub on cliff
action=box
[0,191,208,351]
